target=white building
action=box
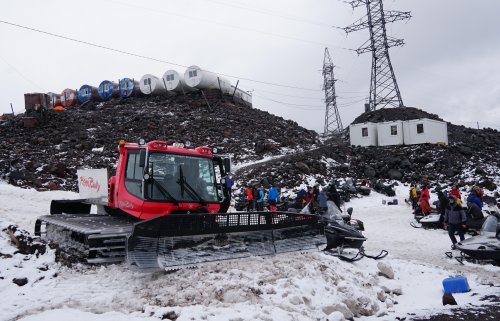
[349,118,448,147]
[377,121,404,146]
[349,122,378,147]
[403,118,448,145]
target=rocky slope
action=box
[0,92,317,191]
[1,98,499,199]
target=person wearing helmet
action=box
[444,195,467,250]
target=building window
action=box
[417,123,424,134]
[362,127,368,137]
[390,125,398,136]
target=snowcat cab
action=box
[35,140,330,271]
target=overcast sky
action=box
[1,0,499,133]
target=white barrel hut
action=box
[162,69,195,93]
[184,65,232,94]
[139,74,166,95]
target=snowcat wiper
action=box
[151,177,179,204]
[177,165,207,205]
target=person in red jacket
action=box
[245,184,254,212]
[419,185,432,215]
[449,185,461,200]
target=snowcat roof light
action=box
[138,138,145,146]
[212,147,218,154]
[173,142,185,148]
[119,139,126,147]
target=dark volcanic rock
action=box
[12,277,28,286]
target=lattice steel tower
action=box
[322,48,343,135]
[345,0,410,111]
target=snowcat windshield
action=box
[145,152,219,203]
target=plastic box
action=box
[442,276,470,293]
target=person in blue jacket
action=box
[223,173,234,201]
[255,184,265,211]
[467,186,483,209]
[267,184,279,211]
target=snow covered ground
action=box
[0,181,499,321]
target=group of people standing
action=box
[244,183,280,212]
[410,182,485,249]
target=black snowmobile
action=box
[455,212,500,263]
[319,201,386,262]
[412,207,489,234]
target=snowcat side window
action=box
[361,127,368,137]
[390,125,397,136]
[417,123,424,134]
[125,151,143,199]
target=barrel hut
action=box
[47,92,62,108]
[118,78,141,98]
[162,69,195,93]
[60,88,78,107]
[184,65,232,94]
[231,86,252,107]
[98,80,119,101]
[139,74,167,95]
[77,85,100,104]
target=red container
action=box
[61,88,78,107]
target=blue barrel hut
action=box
[98,80,119,101]
[118,78,141,98]
[77,85,99,104]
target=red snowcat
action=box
[35,140,328,271]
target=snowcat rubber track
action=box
[35,214,138,263]
[127,211,327,272]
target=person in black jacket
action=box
[444,195,467,249]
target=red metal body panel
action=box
[61,88,78,107]
[108,141,221,220]
[47,92,62,107]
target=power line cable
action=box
[253,93,325,110]
[0,19,323,92]
[0,55,46,91]
[105,0,346,49]
[204,0,344,30]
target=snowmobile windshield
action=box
[480,215,498,236]
[145,152,219,203]
[322,201,345,224]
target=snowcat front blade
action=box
[126,212,326,272]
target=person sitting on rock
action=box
[444,195,467,249]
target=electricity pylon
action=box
[345,0,410,111]
[323,48,343,135]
